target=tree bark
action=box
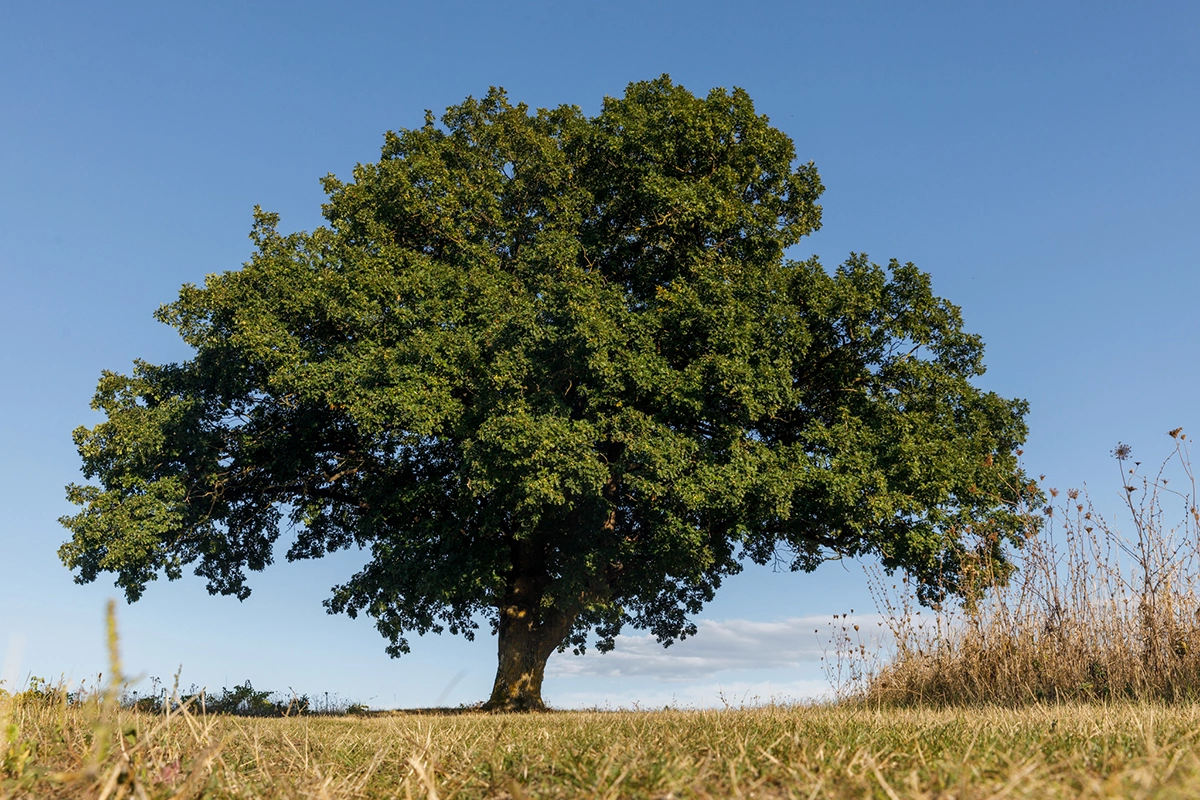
[483,570,576,712]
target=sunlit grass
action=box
[9,689,1200,798]
[853,434,1200,709]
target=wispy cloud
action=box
[547,614,886,681]
[547,677,835,710]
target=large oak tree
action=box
[61,77,1037,710]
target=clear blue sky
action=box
[2,1,1197,709]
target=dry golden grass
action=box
[12,688,1200,798]
[857,433,1200,708]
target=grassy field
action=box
[8,695,1200,798]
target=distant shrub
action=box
[199,681,309,717]
[5,677,66,710]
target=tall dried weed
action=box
[859,430,1200,706]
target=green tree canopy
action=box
[61,76,1037,710]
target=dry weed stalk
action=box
[0,601,227,799]
[862,430,1200,706]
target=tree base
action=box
[480,695,550,713]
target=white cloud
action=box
[546,614,888,681]
[547,677,835,710]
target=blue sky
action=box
[2,1,1197,709]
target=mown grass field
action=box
[7,696,1200,798]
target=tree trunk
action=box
[483,575,575,712]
